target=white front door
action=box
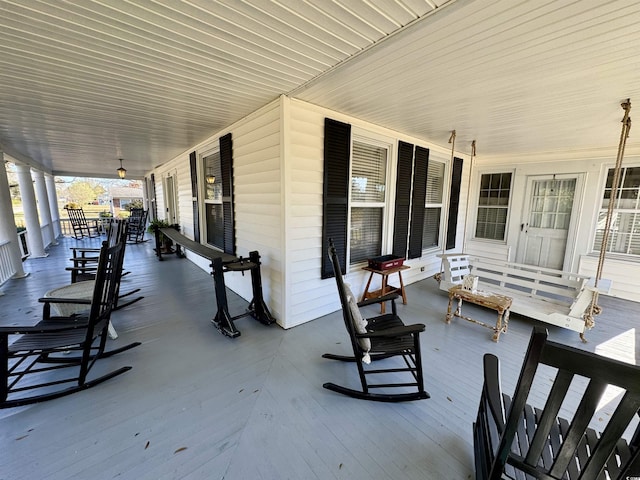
[164,174,178,225]
[516,175,578,270]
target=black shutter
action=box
[189,151,200,243]
[219,133,235,256]
[321,118,351,279]
[392,141,414,258]
[408,146,429,259]
[446,157,464,250]
[150,173,158,220]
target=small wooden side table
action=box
[361,264,410,313]
[446,285,512,342]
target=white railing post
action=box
[45,173,62,239]
[15,165,47,258]
[0,153,27,287]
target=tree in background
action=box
[65,181,102,205]
[125,199,144,211]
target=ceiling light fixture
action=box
[117,158,127,179]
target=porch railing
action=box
[0,240,16,287]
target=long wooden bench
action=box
[155,227,276,338]
[437,254,610,342]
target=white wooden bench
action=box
[437,254,610,341]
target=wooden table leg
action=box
[380,273,388,314]
[360,272,375,302]
[398,271,407,305]
[446,294,454,323]
[493,311,504,342]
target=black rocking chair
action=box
[66,219,142,311]
[1,241,141,409]
[474,326,640,480]
[126,208,148,244]
[65,207,100,239]
[322,240,429,402]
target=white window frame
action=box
[422,152,448,253]
[200,145,222,248]
[471,169,514,243]
[593,164,640,257]
[347,131,395,267]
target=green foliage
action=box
[147,219,170,233]
[66,181,99,205]
[126,199,144,211]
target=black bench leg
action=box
[211,257,240,338]
[154,229,163,261]
[247,251,276,326]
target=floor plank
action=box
[0,235,638,480]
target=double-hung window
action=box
[203,150,223,249]
[422,160,445,249]
[349,139,389,265]
[475,172,512,241]
[593,166,640,256]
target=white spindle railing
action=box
[0,240,16,288]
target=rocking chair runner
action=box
[322,240,429,402]
[474,326,640,480]
[1,241,141,409]
[65,207,100,239]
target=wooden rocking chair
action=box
[65,207,100,239]
[322,240,429,402]
[126,208,148,244]
[474,326,640,480]
[65,219,142,311]
[1,241,141,409]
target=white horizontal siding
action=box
[579,255,640,303]
[284,98,470,328]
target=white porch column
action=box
[0,154,27,280]
[45,173,62,239]
[15,164,47,258]
[33,169,56,246]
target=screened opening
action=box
[349,140,388,265]
[594,167,640,255]
[423,160,445,250]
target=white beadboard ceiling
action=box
[1,0,639,179]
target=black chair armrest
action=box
[70,247,100,253]
[357,293,399,308]
[0,321,85,335]
[38,297,92,306]
[483,354,506,433]
[65,266,98,273]
[360,323,425,338]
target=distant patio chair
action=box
[64,219,142,311]
[126,208,148,244]
[1,241,140,408]
[65,207,100,239]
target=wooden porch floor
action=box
[1,235,638,480]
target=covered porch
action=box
[1,234,638,479]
